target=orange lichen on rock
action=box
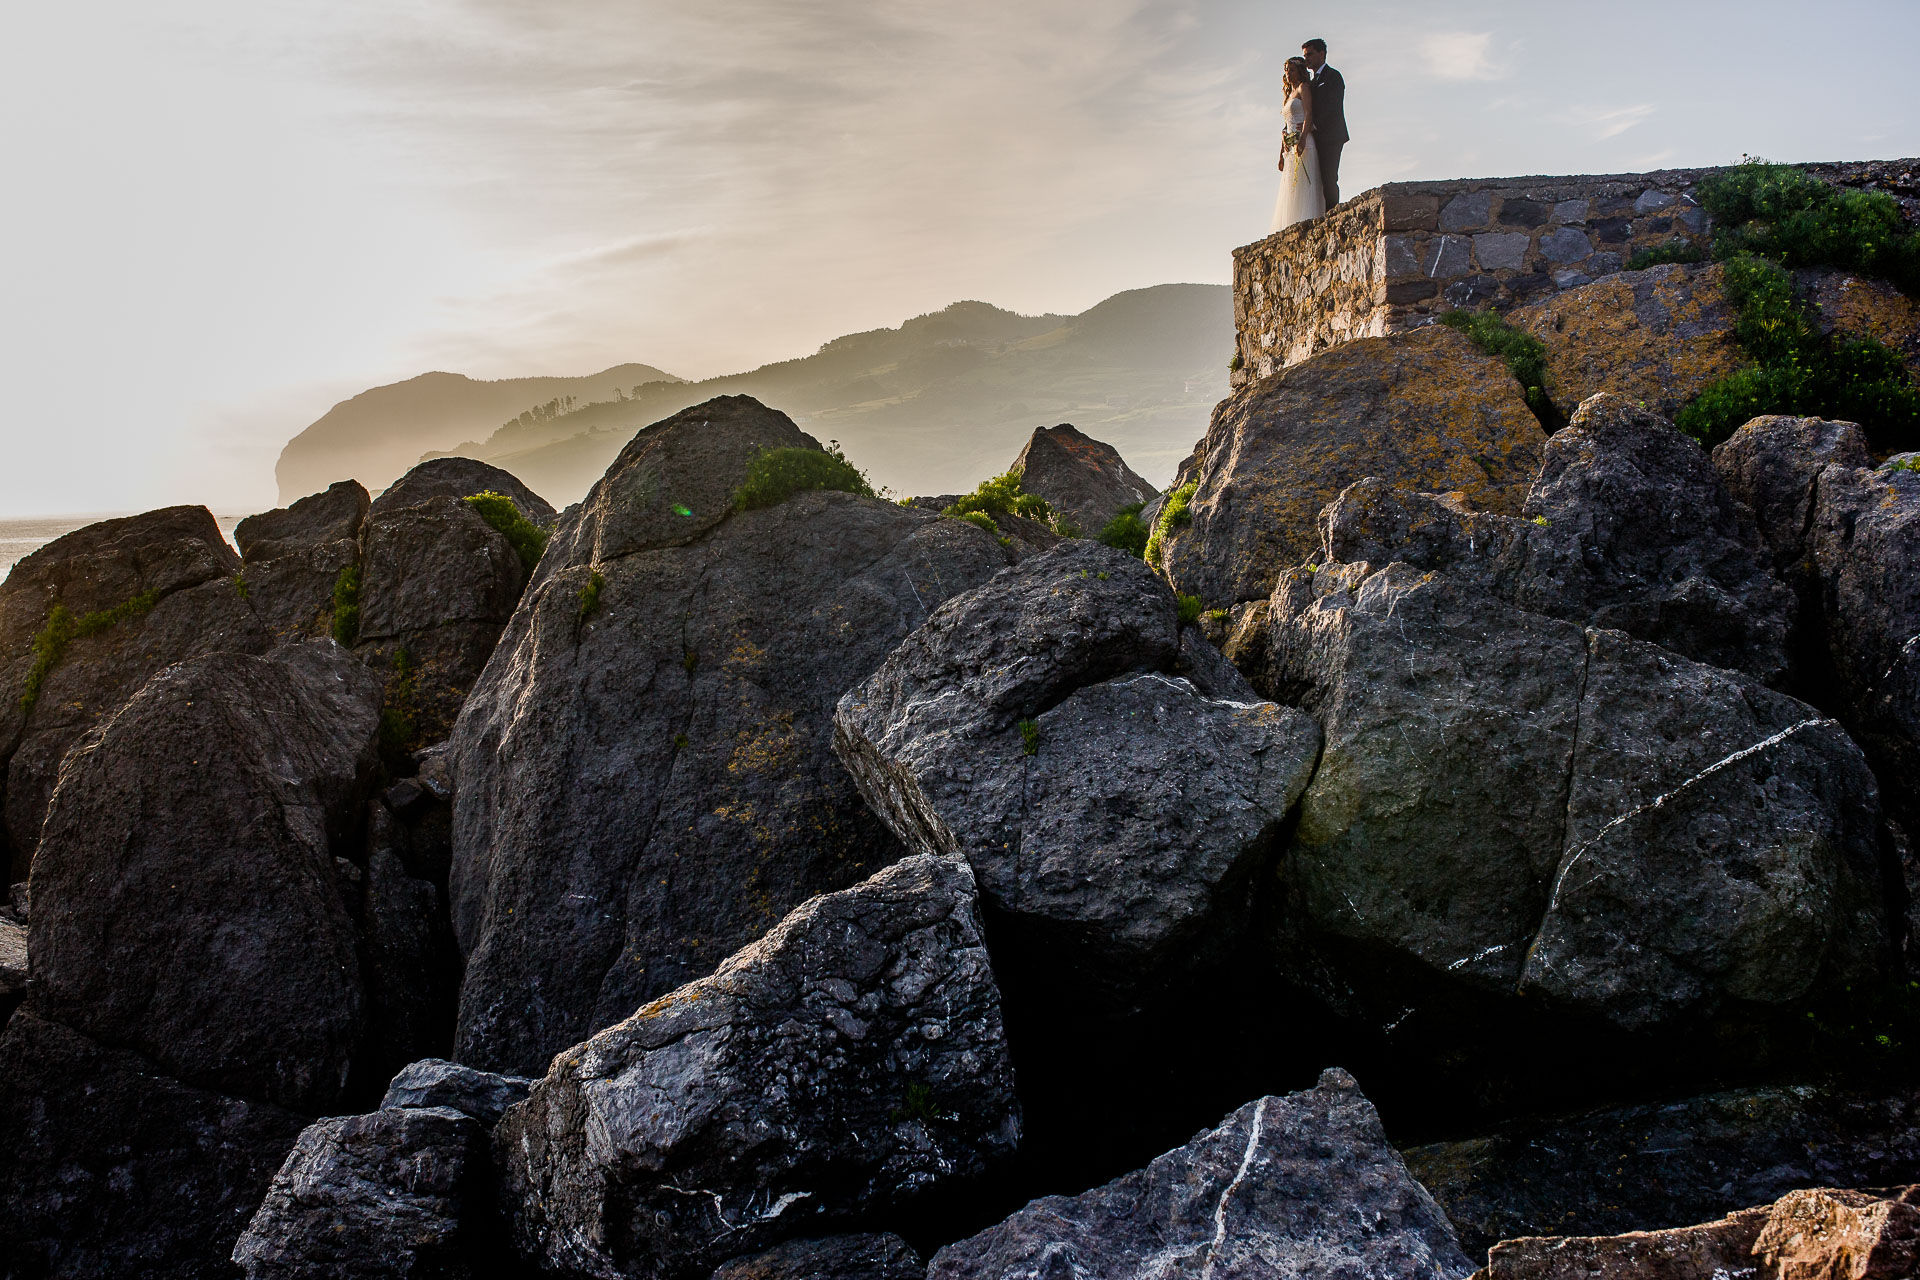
[1513,262,1747,421]
[1161,325,1545,605]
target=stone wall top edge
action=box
[1372,157,1918,199]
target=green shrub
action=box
[1438,308,1558,425]
[1176,593,1204,626]
[1229,350,1244,373]
[19,588,162,713]
[377,647,421,767]
[891,1082,943,1124]
[1097,502,1149,557]
[1698,161,1920,293]
[1144,482,1198,568]
[232,574,250,600]
[1673,252,1920,450]
[733,441,875,512]
[331,565,361,646]
[944,471,1059,529]
[464,491,549,571]
[1018,718,1040,756]
[1626,239,1707,270]
[577,570,605,621]
[1203,607,1230,626]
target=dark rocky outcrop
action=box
[450,396,1008,1075]
[1009,423,1157,535]
[1,505,270,879]
[29,642,383,1112]
[368,455,556,526]
[1257,556,1888,1044]
[235,479,371,640]
[0,1010,308,1280]
[380,1057,531,1128]
[1710,416,1873,579]
[1473,1185,1920,1280]
[1405,1080,1920,1260]
[928,1069,1472,1280]
[498,855,1018,1280]
[232,1105,492,1280]
[709,1234,924,1280]
[1320,394,1795,684]
[1159,325,1545,607]
[835,541,1321,1012]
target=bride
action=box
[1269,56,1326,232]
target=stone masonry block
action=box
[1634,189,1679,213]
[1384,235,1421,277]
[1383,191,1440,231]
[1552,199,1590,223]
[1540,227,1595,264]
[1441,192,1492,233]
[1474,233,1531,272]
[1423,236,1472,279]
[1497,198,1550,228]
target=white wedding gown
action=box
[1269,93,1326,233]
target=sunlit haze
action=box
[4,0,1917,516]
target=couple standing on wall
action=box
[1269,38,1349,232]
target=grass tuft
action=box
[331,565,361,646]
[1097,502,1149,558]
[733,441,875,512]
[1176,593,1204,626]
[577,570,606,622]
[1018,718,1040,756]
[464,491,549,572]
[1144,482,1198,568]
[1438,308,1559,427]
[19,588,162,713]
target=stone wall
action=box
[1231,159,1920,386]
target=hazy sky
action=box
[4,0,1917,516]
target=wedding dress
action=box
[1269,93,1325,233]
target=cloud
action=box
[1417,32,1505,82]
[1560,103,1658,140]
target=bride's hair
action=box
[1283,56,1309,90]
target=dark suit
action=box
[1308,64,1348,207]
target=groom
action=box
[1302,38,1348,206]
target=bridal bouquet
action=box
[1282,129,1304,154]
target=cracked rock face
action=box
[928,1068,1472,1280]
[1259,557,1889,1035]
[233,1105,490,1280]
[450,396,1008,1076]
[496,854,1018,1280]
[835,541,1321,1011]
[1320,394,1795,685]
[0,505,270,879]
[236,479,371,642]
[29,643,384,1112]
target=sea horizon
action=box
[0,513,249,581]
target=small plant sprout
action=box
[1018,719,1040,756]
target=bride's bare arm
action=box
[1300,92,1315,150]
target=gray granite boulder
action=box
[710,1234,923,1280]
[29,642,382,1112]
[450,397,1008,1075]
[232,1105,491,1280]
[1259,558,1890,1034]
[928,1068,1472,1280]
[0,505,269,879]
[380,1057,531,1128]
[369,455,557,526]
[497,854,1018,1280]
[0,1009,308,1280]
[1009,423,1157,536]
[1320,394,1795,685]
[236,479,371,641]
[835,542,1320,1011]
[1711,415,1873,577]
[1404,1079,1920,1260]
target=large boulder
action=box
[1257,557,1889,1039]
[928,1069,1473,1280]
[380,1056,531,1128]
[1009,423,1157,535]
[28,642,382,1112]
[450,397,1008,1075]
[232,1105,492,1280]
[353,460,555,748]
[497,855,1018,1280]
[1511,262,1746,421]
[1159,325,1545,607]
[235,479,370,641]
[1320,394,1795,684]
[0,505,269,879]
[834,541,1321,1012]
[0,1010,308,1279]
[1404,1079,1920,1259]
[1711,416,1873,578]
[369,455,557,525]
[709,1235,923,1280]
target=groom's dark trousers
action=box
[1310,64,1349,207]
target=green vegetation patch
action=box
[1438,307,1558,426]
[1626,239,1708,270]
[464,491,550,572]
[377,647,422,768]
[1699,161,1920,293]
[577,570,606,622]
[1144,481,1197,568]
[1176,593,1204,626]
[19,588,163,713]
[1674,252,1920,451]
[331,564,361,647]
[1097,502,1149,558]
[943,470,1069,533]
[1018,718,1040,756]
[733,442,875,512]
